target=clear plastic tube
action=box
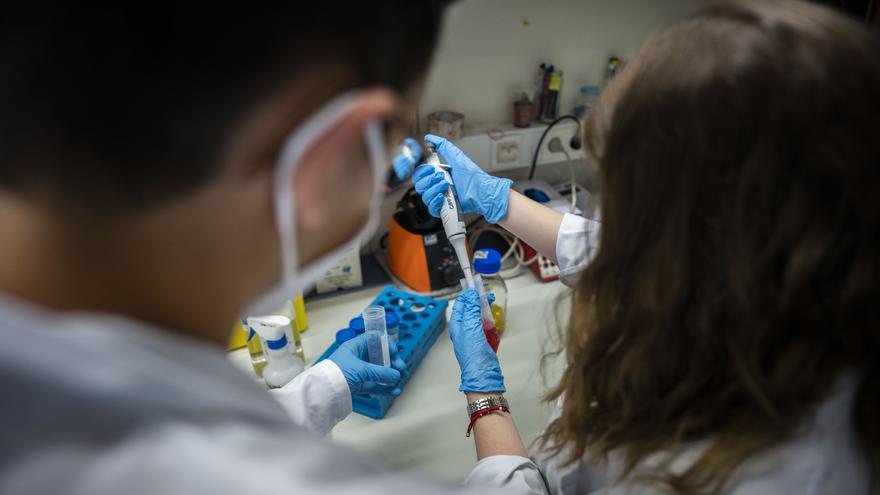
[461,275,500,352]
[450,235,475,289]
[363,306,391,368]
[473,275,495,324]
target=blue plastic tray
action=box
[314,285,449,419]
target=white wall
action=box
[367,0,707,255]
[421,0,707,128]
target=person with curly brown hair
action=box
[415,1,880,493]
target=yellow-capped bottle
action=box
[228,320,248,350]
[293,293,308,332]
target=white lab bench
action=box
[229,272,569,482]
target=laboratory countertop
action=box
[229,272,570,482]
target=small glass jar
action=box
[513,92,534,128]
[280,300,305,361]
[573,85,600,119]
[473,249,507,335]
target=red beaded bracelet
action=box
[466,405,510,437]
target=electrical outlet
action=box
[490,134,523,171]
[537,123,586,165]
[452,122,587,173]
[496,140,519,164]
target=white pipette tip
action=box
[462,266,475,289]
[449,236,474,289]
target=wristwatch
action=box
[467,395,509,416]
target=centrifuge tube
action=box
[362,306,391,368]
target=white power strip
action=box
[536,255,560,280]
[512,179,572,212]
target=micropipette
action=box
[426,141,498,351]
[425,142,475,289]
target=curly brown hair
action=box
[541,1,880,493]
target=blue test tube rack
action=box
[314,285,449,419]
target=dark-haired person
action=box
[0,3,549,494]
[416,0,879,493]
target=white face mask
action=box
[244,92,389,316]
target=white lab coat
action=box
[0,292,543,494]
[0,213,867,495]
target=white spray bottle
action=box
[247,315,304,388]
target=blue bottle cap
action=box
[473,248,502,275]
[385,310,399,329]
[336,328,357,345]
[349,316,365,335]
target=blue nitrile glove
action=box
[449,288,505,393]
[392,137,422,180]
[412,134,513,224]
[328,333,407,396]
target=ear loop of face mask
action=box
[297,119,387,277]
[244,91,389,316]
[361,119,388,238]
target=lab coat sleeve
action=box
[267,359,352,436]
[555,212,601,287]
[465,455,549,494]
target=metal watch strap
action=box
[467,395,509,416]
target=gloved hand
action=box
[412,134,513,224]
[328,334,407,396]
[449,288,505,393]
[391,137,422,180]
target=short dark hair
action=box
[0,3,451,210]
